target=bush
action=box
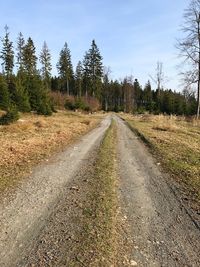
[74,98,86,110]
[0,107,19,125]
[64,99,75,110]
[84,105,91,112]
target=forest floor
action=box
[0,114,199,266]
[0,110,102,193]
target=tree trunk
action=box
[197,14,200,119]
[67,78,69,95]
[197,81,200,119]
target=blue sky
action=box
[0,0,189,90]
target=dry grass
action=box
[0,110,103,192]
[122,114,200,202]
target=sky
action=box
[0,0,190,90]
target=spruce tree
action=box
[23,37,37,76]
[16,32,25,74]
[27,75,52,115]
[82,51,91,97]
[0,74,10,110]
[75,61,83,97]
[57,42,73,95]
[84,40,103,97]
[39,41,52,89]
[13,77,31,112]
[0,25,14,79]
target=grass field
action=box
[122,114,200,205]
[0,110,102,192]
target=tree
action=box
[83,40,103,97]
[22,37,37,76]
[0,74,10,110]
[177,0,200,118]
[16,32,25,74]
[0,25,14,78]
[57,42,73,95]
[143,80,153,111]
[27,75,52,115]
[102,66,111,111]
[82,51,91,97]
[13,78,31,112]
[150,61,165,96]
[75,61,83,97]
[40,41,52,88]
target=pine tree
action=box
[23,37,37,76]
[16,32,25,74]
[0,74,10,110]
[57,42,73,95]
[0,25,14,78]
[75,61,83,97]
[82,51,91,97]
[27,75,52,115]
[83,40,103,97]
[143,80,152,111]
[13,77,31,112]
[40,41,52,89]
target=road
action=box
[0,116,111,267]
[0,115,199,266]
[116,116,200,267]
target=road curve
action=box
[116,116,200,267]
[0,116,111,267]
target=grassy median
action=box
[65,120,118,267]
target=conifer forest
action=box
[0,26,198,125]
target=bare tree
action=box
[177,0,200,119]
[149,61,165,96]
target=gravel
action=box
[0,116,111,267]
[116,116,200,267]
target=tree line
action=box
[0,17,199,124]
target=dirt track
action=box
[116,116,200,266]
[0,115,199,266]
[0,116,111,267]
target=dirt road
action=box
[116,116,200,266]
[0,115,199,266]
[0,116,111,267]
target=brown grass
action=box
[122,114,200,203]
[0,110,103,192]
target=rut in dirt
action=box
[116,116,200,267]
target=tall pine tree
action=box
[75,61,83,97]
[39,41,52,89]
[22,37,37,76]
[57,42,73,95]
[0,25,14,79]
[16,32,25,75]
[83,40,103,98]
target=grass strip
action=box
[66,120,118,267]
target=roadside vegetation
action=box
[122,114,200,206]
[0,110,102,192]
